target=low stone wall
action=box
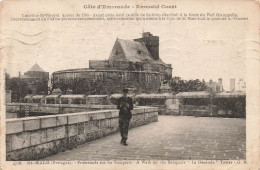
[6,107,158,161]
[179,105,214,117]
[6,103,117,117]
[6,103,39,113]
[38,104,117,114]
[179,105,245,118]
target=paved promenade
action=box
[42,116,246,160]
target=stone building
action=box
[21,63,49,94]
[52,32,173,94]
[206,78,224,93]
[230,78,246,92]
[230,78,236,91]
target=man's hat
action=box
[122,88,129,93]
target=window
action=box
[116,51,118,56]
[137,50,141,54]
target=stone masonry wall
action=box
[52,70,163,94]
[6,107,158,161]
[6,103,117,117]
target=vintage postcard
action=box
[0,0,259,169]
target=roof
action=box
[117,39,153,62]
[110,93,135,99]
[117,39,169,67]
[215,91,246,98]
[45,95,60,98]
[32,95,45,99]
[175,91,210,98]
[135,93,174,99]
[24,95,33,99]
[87,95,108,98]
[60,95,85,99]
[28,63,45,72]
[52,88,62,95]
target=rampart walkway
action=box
[42,116,245,160]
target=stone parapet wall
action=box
[6,103,117,117]
[179,105,245,118]
[6,103,39,113]
[6,107,158,161]
[179,105,215,117]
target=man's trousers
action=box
[119,117,130,139]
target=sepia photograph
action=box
[0,0,259,169]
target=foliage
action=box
[35,79,49,94]
[169,77,206,93]
[5,73,31,102]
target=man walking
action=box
[117,88,133,146]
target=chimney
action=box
[218,78,222,85]
[142,32,152,38]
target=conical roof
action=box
[28,63,45,72]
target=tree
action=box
[35,78,49,94]
[5,75,31,102]
[170,77,206,93]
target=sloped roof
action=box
[45,95,60,98]
[175,91,210,98]
[117,39,153,62]
[32,95,45,99]
[110,93,135,99]
[135,93,174,99]
[60,95,85,99]
[87,95,108,98]
[117,39,169,67]
[28,63,45,72]
[24,95,33,99]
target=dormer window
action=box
[116,51,118,56]
[137,50,141,54]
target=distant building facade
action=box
[21,63,49,94]
[206,78,224,93]
[230,78,236,91]
[52,32,173,94]
[230,78,246,92]
[237,78,246,92]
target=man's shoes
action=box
[120,138,128,146]
[122,139,128,146]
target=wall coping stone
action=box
[40,117,57,128]
[6,107,158,131]
[6,120,23,134]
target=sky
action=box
[1,0,254,91]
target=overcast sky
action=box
[1,0,255,90]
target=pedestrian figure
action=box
[117,88,133,146]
